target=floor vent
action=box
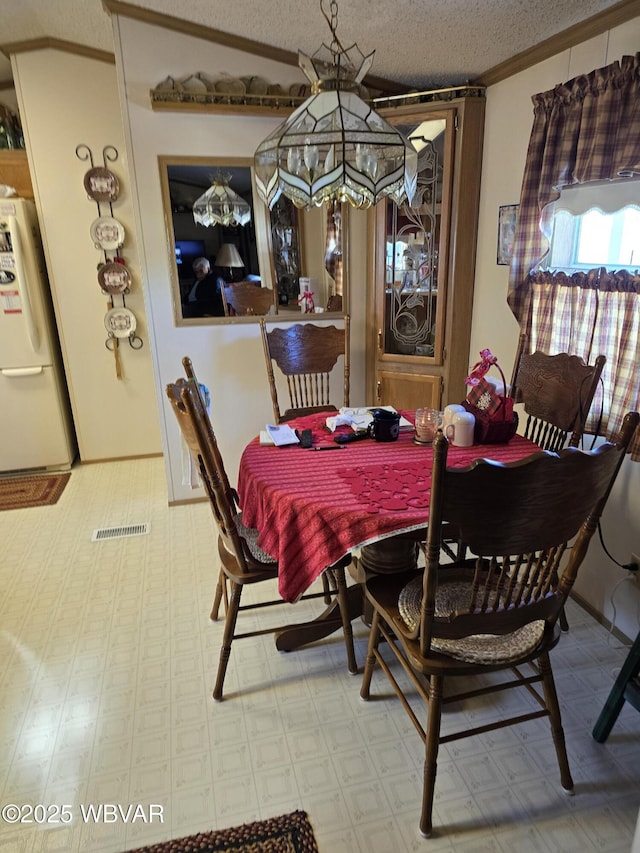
[91,523,150,542]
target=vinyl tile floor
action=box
[1,457,639,852]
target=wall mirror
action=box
[159,155,348,324]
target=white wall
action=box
[472,20,640,640]
[111,15,368,503]
[11,49,161,461]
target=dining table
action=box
[236,409,540,649]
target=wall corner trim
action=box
[0,37,115,65]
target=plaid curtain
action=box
[529,269,640,459]
[508,53,640,458]
[508,52,640,326]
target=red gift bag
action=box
[462,350,518,444]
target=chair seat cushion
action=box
[233,512,276,564]
[398,577,544,665]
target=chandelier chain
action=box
[321,0,346,59]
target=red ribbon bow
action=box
[297,290,315,313]
[465,348,498,386]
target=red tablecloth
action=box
[237,412,539,603]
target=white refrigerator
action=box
[0,197,76,473]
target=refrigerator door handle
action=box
[8,214,41,353]
[2,366,44,377]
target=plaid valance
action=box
[508,52,640,326]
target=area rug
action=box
[0,472,71,510]
[127,810,320,853]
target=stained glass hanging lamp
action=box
[254,0,417,210]
[192,172,252,227]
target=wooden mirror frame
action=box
[158,155,349,325]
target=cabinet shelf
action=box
[0,149,33,199]
[149,85,487,118]
[150,93,300,117]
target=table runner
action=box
[237,412,540,602]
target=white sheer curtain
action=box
[530,271,639,457]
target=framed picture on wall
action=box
[497,204,518,265]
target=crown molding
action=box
[2,0,633,95]
[0,37,115,64]
[101,0,406,95]
[474,0,640,87]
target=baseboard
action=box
[570,590,633,646]
[169,496,208,507]
[78,452,164,464]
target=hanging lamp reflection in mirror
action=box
[254,0,417,210]
[192,172,252,227]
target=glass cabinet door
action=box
[369,97,485,412]
[379,110,453,364]
[270,195,301,305]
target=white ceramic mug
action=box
[445,411,475,447]
[442,404,466,432]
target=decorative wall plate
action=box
[289,83,309,98]
[154,75,181,92]
[0,269,15,283]
[243,76,269,96]
[90,216,125,250]
[180,74,208,94]
[194,71,216,91]
[104,306,137,338]
[215,77,246,97]
[98,262,131,294]
[84,167,120,202]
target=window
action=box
[545,179,640,273]
[508,55,640,459]
[528,179,640,448]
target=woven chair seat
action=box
[398,577,544,665]
[233,512,276,564]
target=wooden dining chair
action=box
[510,332,606,452]
[181,356,228,622]
[166,367,358,701]
[221,281,275,316]
[260,317,350,423]
[326,294,343,312]
[360,411,639,838]
[510,335,606,631]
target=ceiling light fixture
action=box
[254,0,418,211]
[192,172,252,228]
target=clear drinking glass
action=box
[414,407,442,444]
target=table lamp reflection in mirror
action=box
[215,242,244,282]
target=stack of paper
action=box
[265,424,299,446]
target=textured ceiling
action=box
[0,0,629,88]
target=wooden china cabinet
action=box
[367,95,485,411]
